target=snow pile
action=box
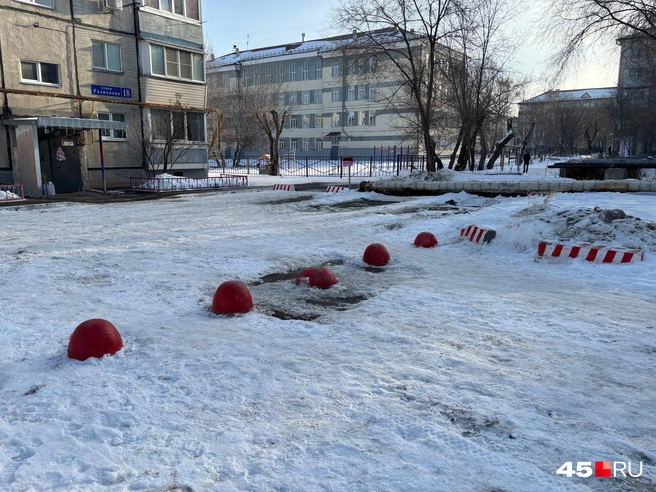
[0,190,20,200]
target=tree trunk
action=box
[449,127,464,169]
[477,131,488,171]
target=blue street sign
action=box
[91,84,133,99]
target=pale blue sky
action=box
[201,1,618,94]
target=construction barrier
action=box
[326,186,348,193]
[537,241,644,263]
[272,184,295,191]
[460,225,496,243]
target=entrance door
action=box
[330,145,339,160]
[47,136,81,193]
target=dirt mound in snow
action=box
[515,205,656,252]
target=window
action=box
[331,136,339,145]
[315,59,323,78]
[222,74,230,88]
[288,92,297,105]
[242,68,250,86]
[97,113,126,140]
[150,0,200,20]
[279,139,286,150]
[290,139,297,151]
[315,140,323,151]
[20,61,59,85]
[368,110,376,126]
[303,114,310,128]
[302,61,310,80]
[315,114,323,128]
[290,115,299,128]
[289,63,296,82]
[369,56,377,72]
[359,112,366,126]
[303,138,310,151]
[302,91,310,105]
[265,66,272,84]
[332,112,340,127]
[277,65,285,83]
[358,85,366,100]
[368,84,377,100]
[347,86,355,101]
[150,109,205,142]
[331,87,341,102]
[348,111,356,126]
[150,44,204,81]
[92,42,122,72]
[314,89,322,104]
[278,93,286,106]
[332,61,341,77]
[18,0,53,6]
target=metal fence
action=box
[209,155,427,177]
[130,174,248,192]
[0,184,24,201]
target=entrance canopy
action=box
[2,117,127,131]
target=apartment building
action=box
[0,0,207,197]
[616,32,656,156]
[206,31,420,160]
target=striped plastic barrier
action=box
[272,184,295,191]
[326,186,349,193]
[537,241,644,263]
[460,225,496,243]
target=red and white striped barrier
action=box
[460,225,496,243]
[537,241,644,263]
[272,184,295,191]
[326,186,349,193]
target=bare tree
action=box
[333,0,465,171]
[544,0,656,75]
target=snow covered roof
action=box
[521,87,616,104]
[206,28,407,67]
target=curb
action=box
[537,241,644,263]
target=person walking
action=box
[522,150,531,174]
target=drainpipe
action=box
[132,1,147,174]
[68,0,82,115]
[0,36,14,172]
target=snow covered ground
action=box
[0,170,655,490]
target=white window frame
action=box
[302,61,310,80]
[347,111,356,126]
[15,0,53,7]
[368,110,376,126]
[302,91,310,105]
[314,89,322,104]
[279,139,286,150]
[289,63,297,82]
[153,0,199,19]
[290,115,299,128]
[303,114,310,128]
[290,139,298,151]
[332,112,340,127]
[303,138,310,151]
[96,112,127,141]
[288,92,297,105]
[359,112,366,126]
[358,85,366,100]
[331,87,341,102]
[347,85,355,101]
[150,44,204,82]
[316,139,323,151]
[315,114,323,128]
[20,60,60,86]
[92,41,123,73]
[331,136,339,145]
[332,61,341,77]
[368,85,377,100]
[315,59,323,79]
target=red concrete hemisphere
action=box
[363,243,391,266]
[68,318,123,361]
[414,231,438,248]
[295,266,338,289]
[212,280,254,315]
